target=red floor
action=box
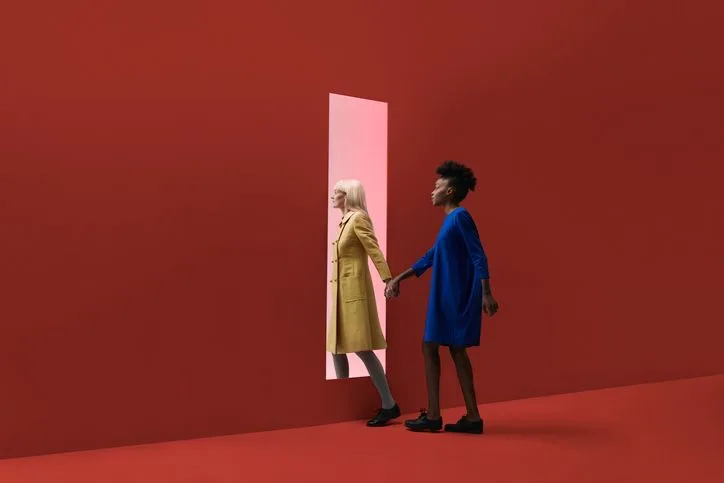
[1,375,722,483]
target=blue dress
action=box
[411,207,490,347]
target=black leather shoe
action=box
[404,409,443,432]
[367,404,401,427]
[444,416,484,434]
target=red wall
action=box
[1,0,722,459]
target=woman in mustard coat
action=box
[327,179,400,427]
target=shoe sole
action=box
[444,424,484,434]
[404,425,443,432]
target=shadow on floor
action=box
[484,420,620,442]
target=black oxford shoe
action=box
[403,409,443,432]
[367,404,401,427]
[444,416,484,434]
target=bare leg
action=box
[423,341,442,419]
[403,341,443,432]
[449,346,481,421]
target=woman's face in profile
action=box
[331,189,346,210]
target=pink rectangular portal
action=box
[326,93,388,380]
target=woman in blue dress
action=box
[386,161,500,434]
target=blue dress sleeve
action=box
[455,211,490,279]
[411,247,435,277]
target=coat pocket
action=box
[339,275,367,302]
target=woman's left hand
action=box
[483,293,499,316]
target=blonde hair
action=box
[334,179,369,215]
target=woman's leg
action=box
[449,346,481,420]
[355,350,395,409]
[332,353,350,379]
[445,345,484,434]
[423,341,442,419]
[403,341,443,432]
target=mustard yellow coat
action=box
[327,210,392,354]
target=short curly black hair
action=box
[436,160,477,203]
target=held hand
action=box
[384,279,400,299]
[483,293,499,316]
[384,281,394,298]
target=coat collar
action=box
[339,210,356,227]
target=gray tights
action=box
[332,351,396,410]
